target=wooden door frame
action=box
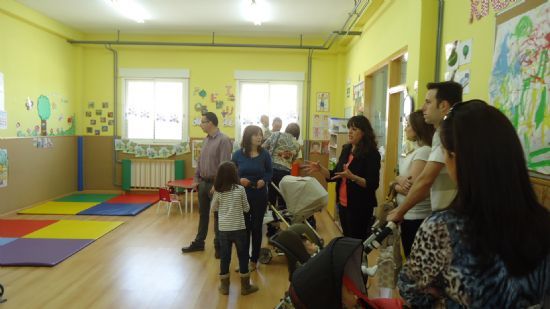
[363,47,408,202]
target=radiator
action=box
[122,159,185,191]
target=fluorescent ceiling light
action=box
[244,0,267,26]
[106,0,149,23]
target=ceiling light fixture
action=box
[106,0,149,24]
[249,0,265,26]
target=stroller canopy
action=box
[279,176,328,223]
[290,237,365,309]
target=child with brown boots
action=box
[211,161,259,296]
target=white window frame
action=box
[234,70,304,143]
[120,68,189,144]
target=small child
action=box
[211,161,259,296]
[300,234,320,257]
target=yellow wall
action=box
[80,41,339,139]
[342,0,437,109]
[440,1,496,101]
[0,0,82,138]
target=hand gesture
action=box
[303,161,321,174]
[240,178,251,187]
[332,168,354,180]
[256,179,265,189]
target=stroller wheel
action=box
[258,248,273,264]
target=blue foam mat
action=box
[77,202,153,216]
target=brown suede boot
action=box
[240,272,259,295]
[218,273,230,295]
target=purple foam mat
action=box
[0,238,93,266]
[77,202,152,216]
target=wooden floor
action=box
[0,199,357,309]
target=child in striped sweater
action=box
[211,161,259,296]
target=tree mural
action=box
[37,95,51,136]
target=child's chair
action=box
[158,187,183,216]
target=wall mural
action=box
[16,94,75,137]
[489,1,549,174]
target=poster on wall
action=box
[312,114,329,140]
[192,139,204,168]
[0,149,7,188]
[316,92,329,112]
[353,81,364,115]
[489,1,549,175]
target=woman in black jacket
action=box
[306,116,380,240]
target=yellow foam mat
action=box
[18,201,99,215]
[24,220,124,239]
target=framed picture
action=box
[101,126,108,132]
[316,92,329,112]
[88,101,95,109]
[85,111,92,117]
[86,127,93,134]
[102,102,109,108]
[95,109,102,116]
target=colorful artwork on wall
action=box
[489,1,549,174]
[0,149,7,188]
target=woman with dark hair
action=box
[232,125,273,271]
[392,110,435,257]
[398,100,550,307]
[305,115,381,240]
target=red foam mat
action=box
[105,194,159,204]
[0,219,59,237]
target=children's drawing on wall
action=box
[458,39,473,65]
[470,0,520,23]
[173,141,190,155]
[114,139,126,151]
[223,118,233,127]
[489,1,549,175]
[37,95,51,136]
[353,81,364,116]
[134,145,146,157]
[310,141,322,154]
[33,137,53,149]
[321,141,330,155]
[316,92,329,112]
[445,39,474,94]
[88,101,95,109]
[194,102,207,113]
[25,97,34,110]
[85,111,92,117]
[226,85,235,101]
[146,146,158,159]
[455,69,471,93]
[158,147,171,158]
[312,113,329,140]
[102,102,109,108]
[192,116,202,126]
[192,139,203,168]
[0,149,7,188]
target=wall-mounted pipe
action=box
[304,49,313,161]
[434,0,444,81]
[105,44,121,187]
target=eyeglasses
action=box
[201,120,211,124]
[443,101,466,121]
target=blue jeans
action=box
[219,229,249,275]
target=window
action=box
[235,71,304,140]
[121,69,189,143]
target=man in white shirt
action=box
[388,81,463,222]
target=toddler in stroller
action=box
[289,237,405,309]
[259,176,328,264]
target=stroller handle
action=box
[363,221,397,254]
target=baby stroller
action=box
[288,237,404,309]
[259,176,328,264]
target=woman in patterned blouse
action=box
[398,100,550,308]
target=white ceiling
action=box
[16,0,357,38]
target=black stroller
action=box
[288,237,404,309]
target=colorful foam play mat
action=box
[0,219,123,266]
[18,193,159,216]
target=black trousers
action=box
[338,203,373,241]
